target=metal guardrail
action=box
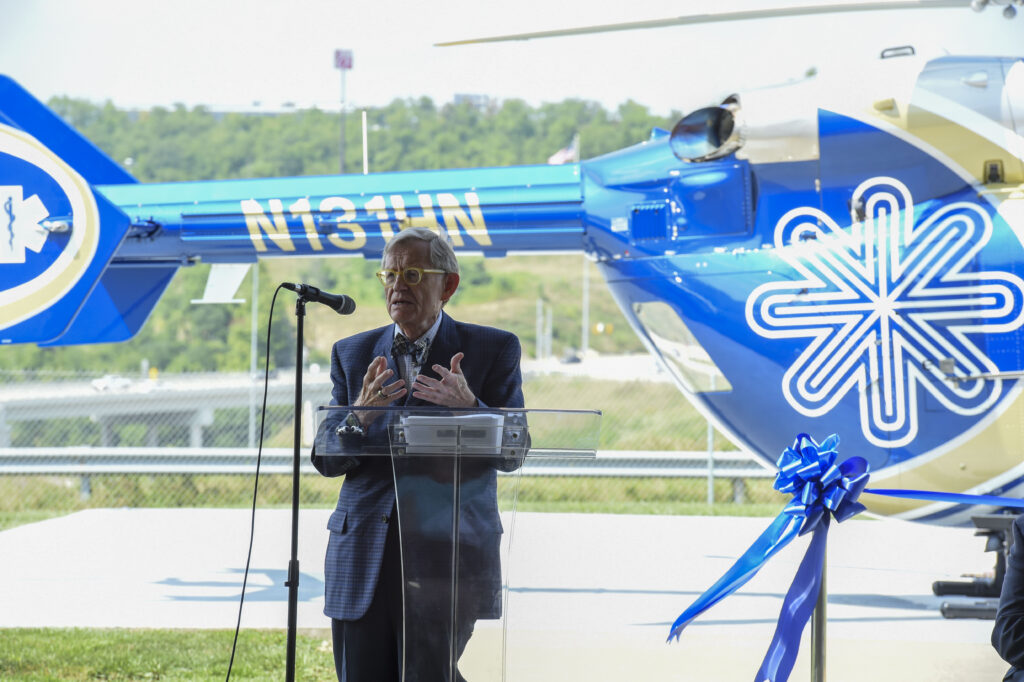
[0,447,773,504]
[0,447,772,478]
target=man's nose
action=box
[392,274,411,292]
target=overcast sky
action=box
[1,0,1022,115]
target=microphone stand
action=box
[285,296,306,682]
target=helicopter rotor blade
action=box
[436,0,967,46]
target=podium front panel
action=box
[315,406,600,681]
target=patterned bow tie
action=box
[392,333,428,366]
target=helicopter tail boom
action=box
[0,73,590,345]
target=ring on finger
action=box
[376,388,387,400]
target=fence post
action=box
[706,420,715,506]
[732,478,747,504]
[0,405,9,448]
[536,299,544,360]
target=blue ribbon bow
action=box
[668,433,868,682]
[667,432,1024,682]
[774,433,869,534]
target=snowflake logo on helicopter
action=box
[745,176,1024,448]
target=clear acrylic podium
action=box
[314,405,600,682]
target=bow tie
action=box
[392,333,428,366]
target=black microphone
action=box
[282,282,356,314]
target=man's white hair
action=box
[382,227,460,274]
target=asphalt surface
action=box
[0,509,1009,681]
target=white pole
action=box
[362,110,369,175]
[545,305,553,360]
[706,422,715,506]
[536,299,544,360]
[581,256,590,357]
[248,264,259,449]
[707,374,715,506]
[339,69,347,174]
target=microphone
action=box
[282,282,356,314]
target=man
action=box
[312,226,524,682]
[994,514,1024,681]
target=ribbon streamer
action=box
[669,432,1024,682]
[864,488,1024,509]
[668,433,870,682]
[755,524,828,682]
[667,513,802,638]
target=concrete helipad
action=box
[0,509,1010,681]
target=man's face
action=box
[383,239,458,339]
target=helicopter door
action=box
[909,56,1024,186]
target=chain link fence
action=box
[0,358,781,519]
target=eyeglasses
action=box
[376,267,448,287]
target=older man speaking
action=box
[312,226,524,682]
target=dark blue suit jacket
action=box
[312,312,524,621]
[994,515,1024,681]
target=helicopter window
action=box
[669,106,740,162]
[633,301,731,394]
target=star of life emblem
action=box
[0,121,102,337]
[0,185,49,263]
[745,177,1024,448]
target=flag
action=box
[547,133,579,165]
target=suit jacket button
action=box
[381,513,389,523]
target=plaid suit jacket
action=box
[312,312,524,621]
[994,515,1024,681]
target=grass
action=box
[0,510,63,532]
[0,628,335,681]
[0,473,782,535]
[500,475,781,516]
[0,368,764,532]
[521,375,735,451]
[509,500,781,516]
[0,475,781,534]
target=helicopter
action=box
[2,0,1023,541]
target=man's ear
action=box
[441,272,460,303]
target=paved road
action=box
[0,509,1008,681]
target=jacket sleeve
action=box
[476,333,525,410]
[993,516,1024,669]
[311,340,361,477]
[476,332,526,472]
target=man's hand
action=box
[353,356,406,424]
[412,352,477,408]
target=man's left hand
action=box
[411,352,477,408]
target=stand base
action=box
[933,577,1001,598]
[933,514,1015,620]
[939,599,998,619]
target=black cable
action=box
[226,284,283,682]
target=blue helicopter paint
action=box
[1,55,1023,523]
[95,164,586,264]
[600,111,1024,491]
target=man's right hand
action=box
[353,356,406,425]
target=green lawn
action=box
[0,628,335,681]
[0,511,62,532]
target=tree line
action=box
[50,95,679,180]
